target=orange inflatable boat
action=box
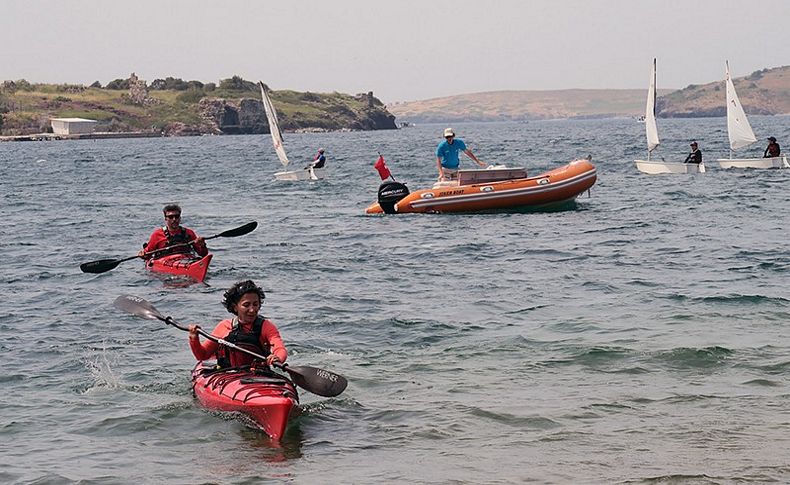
[366,159,597,214]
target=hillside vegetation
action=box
[0,74,396,136]
[389,65,790,122]
[657,65,790,117]
[389,89,674,123]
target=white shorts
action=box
[440,167,459,180]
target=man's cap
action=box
[768,136,777,142]
[443,127,455,137]
[690,141,698,146]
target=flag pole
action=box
[376,151,396,181]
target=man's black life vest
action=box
[163,227,191,255]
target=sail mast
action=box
[645,58,660,159]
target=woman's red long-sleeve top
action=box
[189,318,288,364]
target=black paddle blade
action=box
[80,259,122,274]
[283,365,348,397]
[216,221,257,239]
[114,295,166,322]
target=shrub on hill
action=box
[2,79,34,93]
[150,77,205,91]
[219,75,256,91]
[106,78,130,90]
[747,69,767,81]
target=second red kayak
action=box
[146,253,212,282]
[191,362,299,440]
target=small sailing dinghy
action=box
[259,81,326,181]
[715,61,789,170]
[634,59,706,174]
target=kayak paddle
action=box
[80,221,258,274]
[113,294,348,398]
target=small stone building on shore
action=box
[50,118,97,135]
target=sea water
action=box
[1,117,789,484]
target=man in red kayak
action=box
[139,204,207,259]
[187,280,287,368]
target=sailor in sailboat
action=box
[764,137,781,158]
[684,141,702,164]
[306,148,326,169]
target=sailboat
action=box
[716,61,789,169]
[259,81,325,181]
[634,59,706,174]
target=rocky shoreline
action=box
[0,75,398,138]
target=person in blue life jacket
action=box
[436,128,486,181]
[684,141,702,164]
[306,148,326,169]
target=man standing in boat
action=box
[436,127,486,181]
[764,137,781,158]
[684,141,702,164]
[139,204,207,259]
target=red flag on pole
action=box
[374,155,391,180]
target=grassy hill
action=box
[657,65,790,117]
[0,75,396,136]
[389,89,674,123]
[389,65,790,122]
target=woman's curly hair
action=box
[222,280,266,314]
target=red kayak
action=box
[146,253,212,282]
[191,362,299,440]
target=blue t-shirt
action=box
[436,138,468,169]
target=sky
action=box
[2,0,788,103]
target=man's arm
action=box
[464,149,486,167]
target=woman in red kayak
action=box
[187,280,287,368]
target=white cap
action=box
[443,127,455,137]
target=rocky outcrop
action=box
[198,93,396,134]
[163,121,211,137]
[125,73,159,107]
[199,98,267,134]
[238,98,267,133]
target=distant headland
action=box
[389,65,790,123]
[0,74,397,138]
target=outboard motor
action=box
[377,181,410,214]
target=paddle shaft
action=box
[113,294,347,397]
[80,221,257,274]
[144,221,255,258]
[165,316,332,390]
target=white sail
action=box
[724,61,757,151]
[645,58,660,153]
[259,81,290,167]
